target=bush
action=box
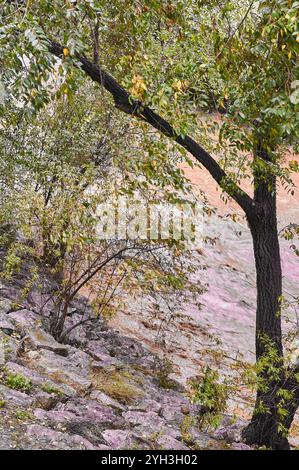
[188,367,230,429]
[5,373,32,393]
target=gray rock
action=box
[5,362,75,397]
[24,328,69,357]
[8,310,39,334]
[102,429,135,449]
[26,349,91,394]
[0,298,12,315]
[89,390,126,411]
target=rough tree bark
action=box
[242,145,298,449]
[243,148,285,448]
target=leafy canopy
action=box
[0,1,298,194]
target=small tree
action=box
[0,84,202,342]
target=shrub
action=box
[5,373,32,393]
[91,369,143,404]
[188,367,230,429]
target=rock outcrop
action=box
[0,274,250,450]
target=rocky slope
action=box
[0,275,250,450]
[107,160,299,447]
[0,154,297,450]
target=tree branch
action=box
[48,40,255,216]
[216,0,255,60]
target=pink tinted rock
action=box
[8,310,38,333]
[26,424,98,450]
[102,429,134,449]
[231,442,252,450]
[89,390,126,411]
[0,384,33,407]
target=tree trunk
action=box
[242,148,293,449]
[243,199,288,448]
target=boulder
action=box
[23,328,69,357]
[25,349,91,394]
[89,390,126,411]
[5,362,75,397]
[8,310,39,334]
[0,384,33,408]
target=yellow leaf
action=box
[173,79,183,92]
[172,79,189,93]
[63,48,69,57]
[130,74,147,100]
